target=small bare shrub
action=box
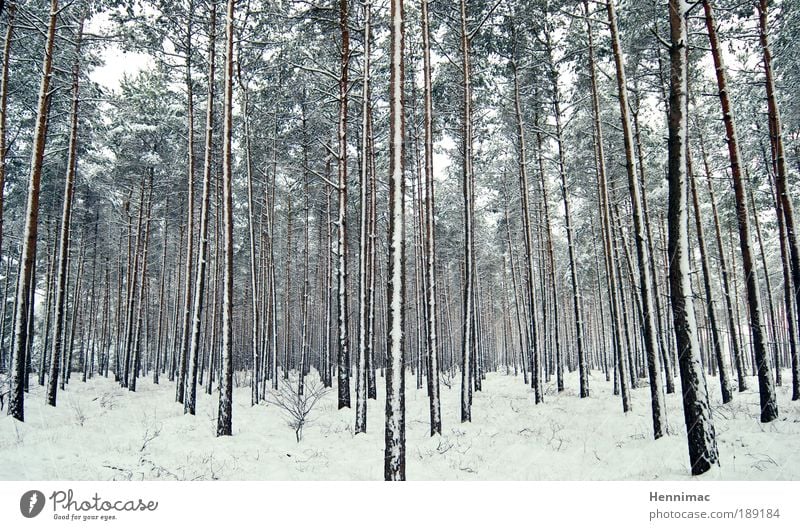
[267,377,329,442]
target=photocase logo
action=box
[20,490,45,518]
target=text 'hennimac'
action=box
[650,492,711,502]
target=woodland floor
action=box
[1,368,798,480]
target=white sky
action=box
[87,11,153,91]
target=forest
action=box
[0,0,799,481]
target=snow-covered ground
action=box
[1,369,797,480]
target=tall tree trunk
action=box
[186,2,216,416]
[298,98,311,396]
[0,1,14,265]
[355,0,372,434]
[510,30,541,403]
[421,0,440,434]
[216,0,235,437]
[703,0,777,422]
[45,15,82,407]
[689,152,733,403]
[534,105,562,393]
[242,82,260,405]
[606,0,665,436]
[749,186,781,386]
[458,0,474,423]
[757,0,800,400]
[177,0,196,405]
[585,0,628,412]
[632,85,675,395]
[666,0,719,475]
[154,214,168,385]
[384,0,405,480]
[8,0,58,421]
[544,22,588,398]
[699,139,747,391]
[336,0,351,409]
[130,175,153,392]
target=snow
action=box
[1,369,798,480]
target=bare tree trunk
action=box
[8,0,57,421]
[355,0,372,433]
[177,0,196,404]
[65,241,85,389]
[544,22,588,398]
[385,0,405,480]
[458,0,474,423]
[749,186,781,386]
[606,0,665,436]
[154,215,169,385]
[666,0,719,475]
[699,139,747,391]
[366,107,378,400]
[241,82,260,405]
[757,0,800,400]
[122,184,145,388]
[703,0,777,421]
[130,175,153,392]
[585,0,629,411]
[632,85,675,394]
[533,104,562,393]
[336,0,351,409]
[45,14,82,407]
[0,1,14,265]
[186,1,216,415]
[216,0,235,437]
[510,30,541,403]
[298,98,311,396]
[689,151,733,403]
[38,243,55,386]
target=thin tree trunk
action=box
[606,0,665,437]
[176,0,196,405]
[336,0,351,409]
[186,2,216,415]
[384,0,405,480]
[689,151,733,403]
[459,0,474,423]
[216,0,235,437]
[545,23,588,398]
[703,0,777,421]
[45,8,79,408]
[8,0,58,421]
[699,139,747,391]
[757,0,800,400]
[510,41,541,403]
[355,0,372,434]
[0,1,14,265]
[241,82,260,405]
[749,186,781,386]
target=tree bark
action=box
[384,0,405,480]
[216,0,235,437]
[606,0,665,436]
[176,0,196,405]
[703,0,777,421]
[757,0,800,400]
[10,0,58,420]
[46,15,83,406]
[459,0,474,423]
[336,0,352,409]
[355,0,372,434]
[689,151,733,403]
[666,0,719,475]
